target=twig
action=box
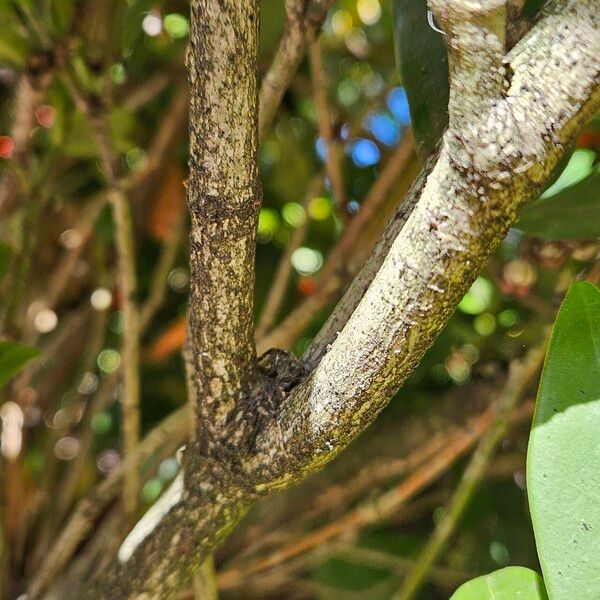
[258,0,335,140]
[255,175,322,338]
[64,71,142,518]
[218,395,536,591]
[0,54,53,216]
[391,344,548,600]
[44,192,107,310]
[129,87,190,200]
[309,40,347,217]
[139,209,186,330]
[27,406,190,599]
[193,556,218,600]
[336,545,474,590]
[122,72,174,111]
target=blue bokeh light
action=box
[315,137,327,162]
[365,112,400,146]
[351,139,380,167]
[387,87,411,126]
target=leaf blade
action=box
[516,168,600,240]
[392,0,449,159]
[450,566,548,600]
[527,282,600,599]
[0,341,41,387]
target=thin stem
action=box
[258,0,335,140]
[217,403,497,589]
[391,344,547,600]
[139,209,186,330]
[259,132,416,353]
[64,71,142,518]
[193,556,218,600]
[309,40,347,217]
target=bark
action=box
[185,0,260,450]
[87,1,599,597]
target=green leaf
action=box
[516,167,600,240]
[0,341,41,387]
[392,0,449,159]
[450,567,548,600]
[540,149,595,199]
[0,241,12,281]
[527,282,600,600]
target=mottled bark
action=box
[186,0,260,451]
[86,1,599,597]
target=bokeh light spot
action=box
[365,112,400,146]
[458,277,493,315]
[142,11,162,36]
[308,196,331,221]
[291,247,323,275]
[351,139,380,167]
[34,308,58,333]
[91,288,113,311]
[258,208,279,242]
[0,136,14,159]
[387,88,411,126]
[331,9,353,36]
[282,202,306,228]
[357,0,382,25]
[141,478,164,503]
[164,14,189,39]
[97,349,121,373]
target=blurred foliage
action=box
[392,0,448,159]
[0,341,40,386]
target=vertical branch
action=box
[109,186,141,517]
[258,0,334,140]
[193,556,218,600]
[309,40,347,216]
[0,53,53,216]
[186,0,261,448]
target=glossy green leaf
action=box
[516,167,600,240]
[527,282,600,600]
[0,341,41,387]
[0,242,11,281]
[450,567,548,600]
[540,149,595,199]
[392,0,449,159]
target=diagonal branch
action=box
[259,0,335,139]
[248,0,600,485]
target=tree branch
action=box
[248,0,600,485]
[185,0,261,450]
